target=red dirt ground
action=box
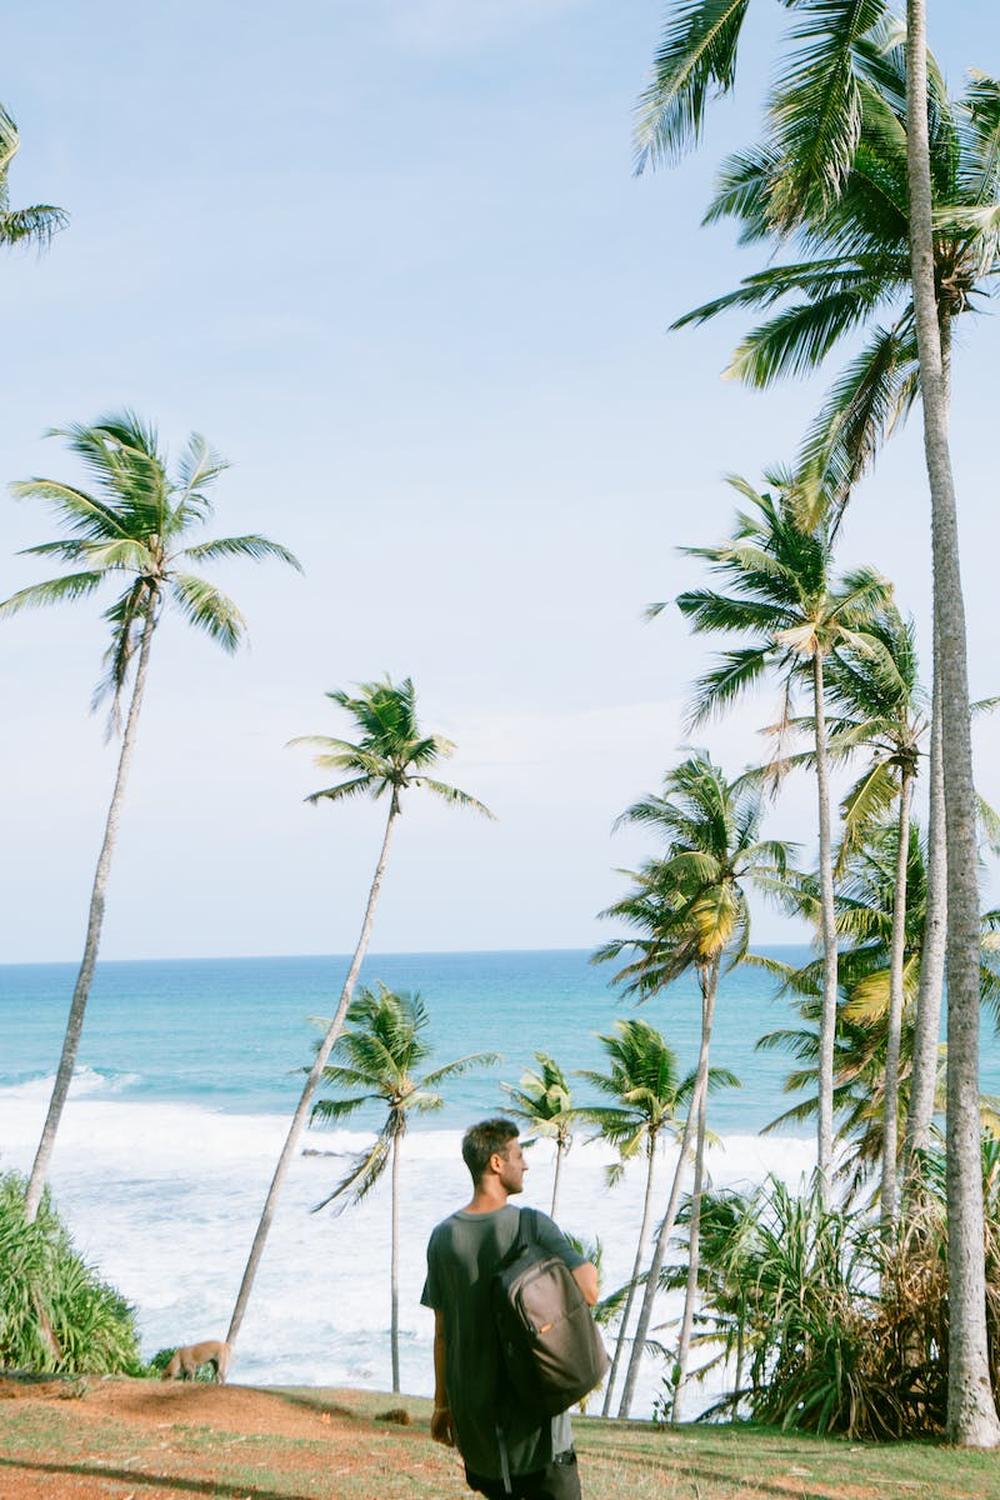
[0,1378,464,1499]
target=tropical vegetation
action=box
[0,412,300,1224]
[5,0,1000,1464]
[662,475,889,1202]
[595,753,787,1418]
[501,1052,576,1217]
[224,676,493,1352]
[311,983,498,1393]
[576,1018,737,1417]
[0,103,65,252]
[634,0,1000,1447]
[0,1172,142,1375]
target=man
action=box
[422,1117,599,1500]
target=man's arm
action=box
[572,1262,599,1307]
[430,1309,454,1446]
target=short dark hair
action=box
[462,1118,518,1183]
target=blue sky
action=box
[2,0,999,961]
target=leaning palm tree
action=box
[0,104,66,252]
[501,1053,576,1217]
[772,606,925,1228]
[225,677,493,1354]
[596,753,788,1418]
[310,983,498,1393]
[576,1019,737,1417]
[665,476,889,1201]
[1,413,300,1223]
[826,610,924,1231]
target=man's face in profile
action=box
[494,1137,528,1195]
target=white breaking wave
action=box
[0,1073,815,1416]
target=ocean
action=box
[2,948,995,1418]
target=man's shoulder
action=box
[428,1200,515,1236]
[525,1208,588,1267]
[427,1205,519,1250]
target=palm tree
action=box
[667,54,1000,1214]
[635,3,1000,1438]
[827,610,924,1230]
[225,677,493,1354]
[0,104,66,252]
[906,0,1000,1445]
[784,606,925,1229]
[758,823,1000,1201]
[657,1184,762,1415]
[309,983,498,1393]
[665,475,889,1201]
[595,753,788,1418]
[758,821,930,1205]
[501,1053,576,1217]
[1,413,300,1223]
[575,1019,737,1417]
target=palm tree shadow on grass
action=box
[0,1455,317,1500]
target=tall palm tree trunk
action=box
[550,1136,564,1219]
[904,653,946,1175]
[390,1130,401,1395]
[906,0,1000,1446]
[880,768,914,1234]
[617,1097,695,1418]
[226,792,401,1354]
[904,316,951,1184]
[671,1077,708,1423]
[618,962,717,1419]
[24,593,158,1225]
[602,1133,658,1417]
[813,650,838,1207]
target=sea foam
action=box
[0,1072,815,1416]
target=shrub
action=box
[675,1151,1000,1439]
[0,1171,143,1375]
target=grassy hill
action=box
[0,1377,998,1499]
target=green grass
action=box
[283,1388,1000,1499]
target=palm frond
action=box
[310,1132,393,1214]
[634,0,752,170]
[421,1052,501,1088]
[768,0,890,229]
[726,291,886,388]
[411,778,495,818]
[169,573,246,652]
[303,775,377,806]
[0,571,105,616]
[181,534,302,571]
[0,203,68,247]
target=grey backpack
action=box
[491,1208,608,1418]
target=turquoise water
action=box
[2,946,823,1134]
[3,947,998,1408]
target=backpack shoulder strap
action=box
[497,1206,534,1272]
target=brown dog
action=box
[161,1339,229,1384]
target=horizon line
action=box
[0,940,816,969]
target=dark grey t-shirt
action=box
[421,1203,587,1479]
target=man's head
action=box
[461,1117,528,1195]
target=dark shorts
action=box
[465,1451,581,1500]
